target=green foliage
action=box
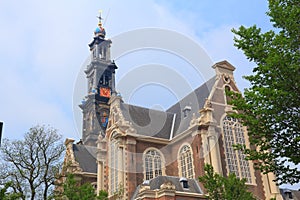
[0,182,23,200]
[97,190,108,200]
[59,173,108,200]
[230,0,300,185]
[62,174,96,200]
[199,164,224,200]
[199,164,255,200]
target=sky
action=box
[0,0,298,190]
[0,0,272,139]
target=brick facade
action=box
[60,29,283,199]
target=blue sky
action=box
[1,0,299,190]
[1,0,271,140]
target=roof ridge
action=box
[152,175,197,180]
[122,102,175,114]
[166,76,216,112]
[121,75,215,114]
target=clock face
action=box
[100,87,111,98]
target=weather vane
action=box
[97,10,103,23]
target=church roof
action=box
[148,176,203,193]
[120,103,175,139]
[167,76,215,137]
[119,76,216,139]
[131,176,203,199]
[73,144,97,174]
[280,188,300,200]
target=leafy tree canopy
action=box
[0,182,23,200]
[199,164,255,200]
[56,173,108,200]
[230,0,300,185]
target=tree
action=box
[0,125,65,200]
[199,164,255,200]
[57,173,108,200]
[0,182,23,200]
[62,174,96,200]
[97,190,109,200]
[230,0,300,185]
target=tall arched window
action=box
[178,145,194,178]
[223,116,252,183]
[144,149,163,180]
[109,137,119,194]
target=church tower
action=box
[79,14,118,146]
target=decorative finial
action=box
[94,10,106,38]
[97,10,103,23]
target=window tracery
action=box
[144,149,163,180]
[223,116,252,183]
[109,137,119,193]
[178,145,194,178]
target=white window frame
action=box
[222,116,253,183]
[178,144,195,179]
[109,132,124,195]
[143,148,165,180]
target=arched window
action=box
[223,116,252,183]
[144,149,163,180]
[109,137,119,194]
[178,145,194,178]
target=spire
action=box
[94,10,106,38]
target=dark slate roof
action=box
[148,176,203,193]
[131,176,203,199]
[120,76,216,140]
[73,144,97,174]
[280,188,300,200]
[167,76,216,137]
[120,103,175,139]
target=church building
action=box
[59,16,283,200]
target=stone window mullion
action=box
[178,145,194,179]
[223,116,252,183]
[144,149,163,180]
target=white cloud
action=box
[0,65,76,139]
[199,24,253,91]
[0,0,264,141]
[0,0,252,141]
[0,0,299,191]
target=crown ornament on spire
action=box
[94,10,106,38]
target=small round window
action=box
[223,75,230,83]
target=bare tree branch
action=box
[0,125,65,200]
